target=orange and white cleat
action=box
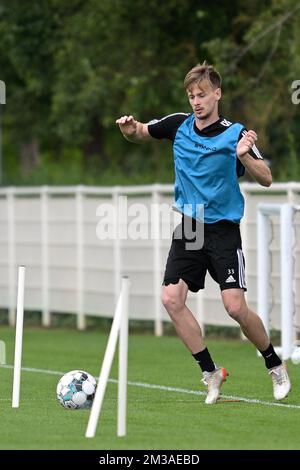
[268,363,291,400]
[202,367,229,404]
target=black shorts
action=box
[163,219,247,292]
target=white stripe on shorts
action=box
[237,248,246,289]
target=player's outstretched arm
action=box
[116,115,152,143]
[237,130,272,187]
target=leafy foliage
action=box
[0,0,299,184]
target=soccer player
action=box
[116,62,291,404]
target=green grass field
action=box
[0,326,300,450]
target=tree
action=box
[204,0,300,179]
[0,0,299,184]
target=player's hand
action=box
[237,130,257,158]
[116,115,137,137]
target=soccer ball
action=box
[56,370,97,409]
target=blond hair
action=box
[184,61,222,91]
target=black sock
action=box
[259,343,282,369]
[192,348,215,372]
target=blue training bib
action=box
[172,115,244,224]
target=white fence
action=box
[0,183,299,335]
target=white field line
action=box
[1,364,300,410]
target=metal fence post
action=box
[257,207,270,336]
[7,187,16,326]
[280,204,294,360]
[113,187,122,306]
[240,189,249,341]
[152,185,163,336]
[41,186,50,326]
[76,186,85,330]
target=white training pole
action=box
[117,277,130,437]
[85,277,128,438]
[12,266,26,408]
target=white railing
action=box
[0,182,299,335]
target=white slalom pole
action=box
[117,276,130,437]
[85,277,130,438]
[12,266,26,408]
